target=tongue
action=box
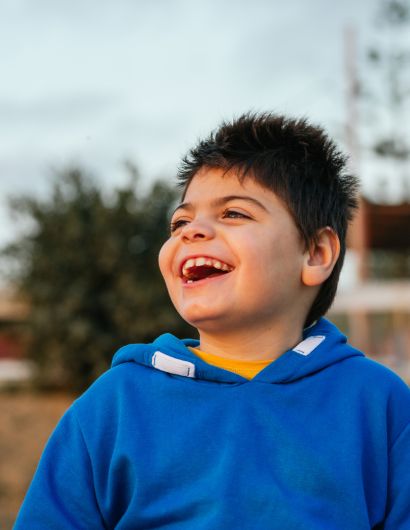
[187,265,227,281]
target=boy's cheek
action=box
[158,240,173,283]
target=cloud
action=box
[0,93,119,125]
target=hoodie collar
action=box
[111,318,364,385]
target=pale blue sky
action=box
[1,0,408,247]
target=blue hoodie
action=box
[14,319,410,529]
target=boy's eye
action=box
[169,209,251,234]
[223,209,250,220]
[170,219,189,233]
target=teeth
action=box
[184,258,195,269]
[182,256,233,277]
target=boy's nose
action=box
[181,220,215,242]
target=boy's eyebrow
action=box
[172,195,269,216]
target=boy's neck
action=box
[198,320,304,362]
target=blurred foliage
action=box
[379,0,410,25]
[365,0,410,174]
[360,0,410,278]
[1,166,195,392]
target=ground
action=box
[0,391,74,529]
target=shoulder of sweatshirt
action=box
[328,354,410,438]
[334,354,409,395]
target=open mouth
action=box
[180,256,234,284]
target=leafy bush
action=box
[2,167,194,391]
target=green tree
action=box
[358,0,410,279]
[365,0,410,193]
[2,166,194,392]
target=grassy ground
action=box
[0,391,74,529]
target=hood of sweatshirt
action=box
[112,318,363,385]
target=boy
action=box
[15,113,410,529]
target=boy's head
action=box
[159,112,359,333]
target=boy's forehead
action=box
[177,166,288,217]
[182,166,270,199]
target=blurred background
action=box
[1,0,409,526]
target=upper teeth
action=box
[182,257,233,276]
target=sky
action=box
[1,0,409,248]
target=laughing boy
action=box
[15,113,410,529]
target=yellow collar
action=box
[189,347,273,380]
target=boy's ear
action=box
[301,227,340,287]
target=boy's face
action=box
[159,167,308,335]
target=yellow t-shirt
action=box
[189,347,273,380]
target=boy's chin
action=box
[178,307,253,336]
[178,307,231,333]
